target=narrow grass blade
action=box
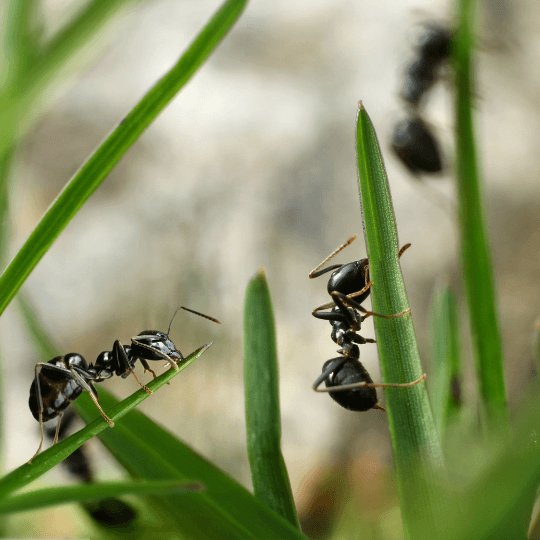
[356,103,445,538]
[454,0,507,426]
[436,393,540,540]
[0,344,211,500]
[0,0,142,157]
[244,270,299,528]
[429,285,462,434]
[0,479,202,516]
[0,0,249,317]
[74,386,308,540]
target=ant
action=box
[28,306,220,463]
[392,23,452,177]
[309,236,425,411]
[391,116,443,176]
[400,23,453,108]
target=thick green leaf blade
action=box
[429,285,462,434]
[0,344,211,500]
[0,0,249,317]
[74,385,308,540]
[356,103,445,538]
[0,480,202,516]
[244,270,299,528]
[454,0,507,425]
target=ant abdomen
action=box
[29,354,88,422]
[322,357,379,412]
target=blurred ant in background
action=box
[29,306,220,462]
[309,236,425,412]
[391,24,453,177]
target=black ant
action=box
[391,116,443,176]
[309,236,425,411]
[400,23,453,108]
[392,23,452,177]
[28,306,220,463]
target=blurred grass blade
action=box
[0,480,202,516]
[356,102,445,538]
[74,386,308,540]
[0,0,143,157]
[454,0,507,426]
[244,270,299,528]
[429,285,462,434]
[0,0,249,317]
[0,344,211,500]
[437,392,540,540]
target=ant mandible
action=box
[28,306,220,463]
[308,236,424,411]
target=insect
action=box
[309,237,425,411]
[392,23,452,177]
[391,116,443,175]
[400,23,453,107]
[28,306,220,462]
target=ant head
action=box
[327,259,370,303]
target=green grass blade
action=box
[429,285,462,434]
[0,480,202,516]
[356,102,445,538]
[74,385,308,540]
[0,0,249,317]
[244,270,299,528]
[454,0,507,425]
[0,344,211,500]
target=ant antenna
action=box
[168,306,221,335]
[309,235,357,278]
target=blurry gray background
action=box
[2,0,539,536]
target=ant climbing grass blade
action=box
[244,270,299,529]
[73,376,309,540]
[0,0,249,318]
[0,480,203,517]
[0,344,212,500]
[356,103,445,536]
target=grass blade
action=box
[0,0,249,317]
[454,0,507,425]
[244,270,299,528]
[429,285,462,434]
[74,385,308,540]
[0,480,202,516]
[0,344,211,500]
[356,102,445,538]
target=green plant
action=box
[1,0,539,538]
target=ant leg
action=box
[139,358,157,379]
[332,291,411,321]
[29,363,47,464]
[312,357,347,391]
[351,333,376,345]
[315,373,426,393]
[312,309,349,324]
[70,369,114,427]
[309,235,357,279]
[53,411,64,445]
[113,341,152,394]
